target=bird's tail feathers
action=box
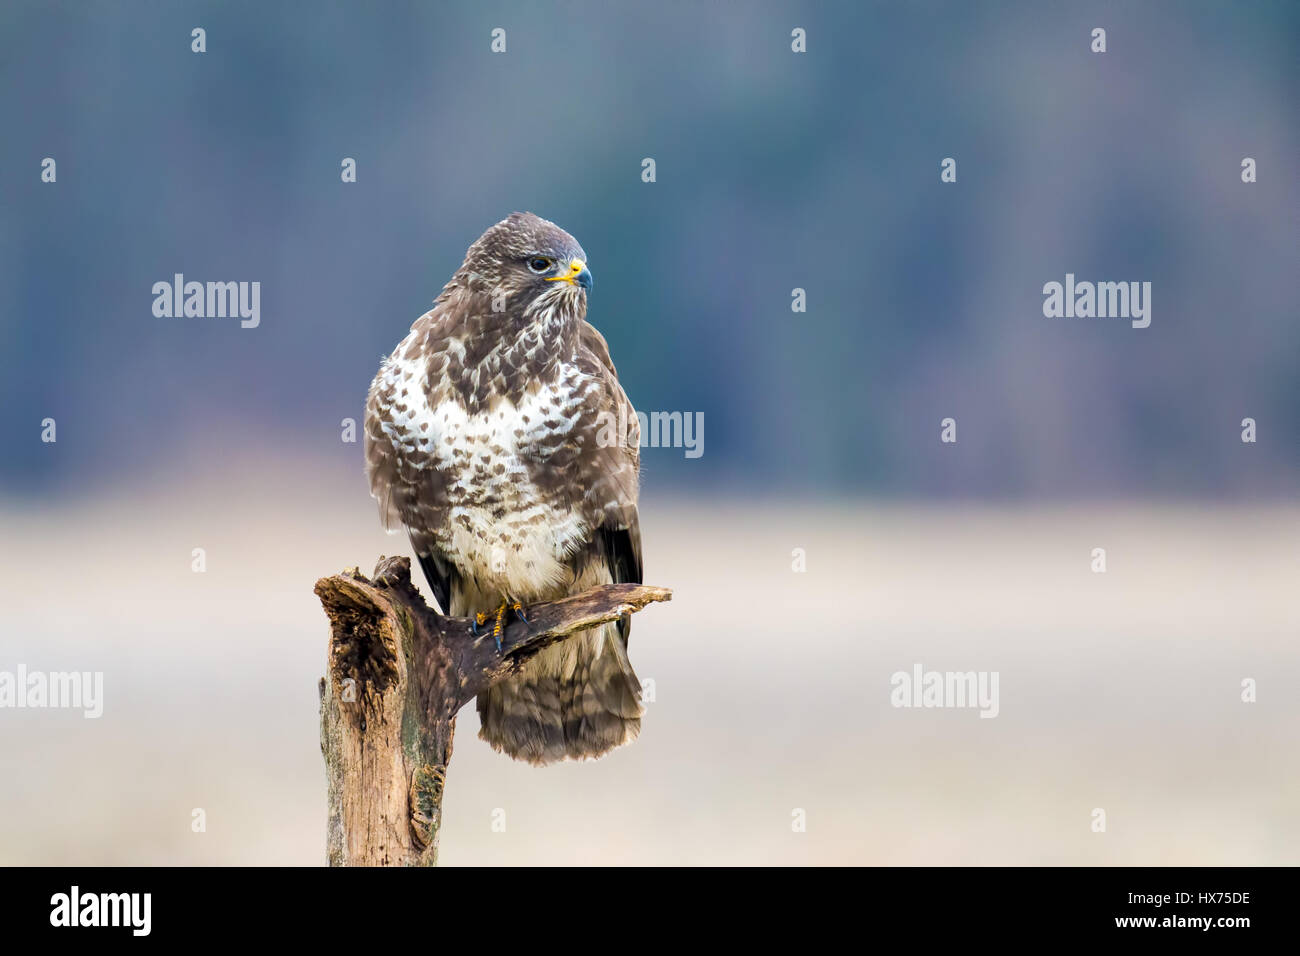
[476,621,642,766]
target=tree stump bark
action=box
[315,555,671,866]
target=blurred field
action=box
[0,460,1296,865]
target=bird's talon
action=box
[489,600,509,652]
[472,600,526,652]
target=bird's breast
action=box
[379,350,597,597]
[437,388,592,597]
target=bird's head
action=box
[461,212,591,321]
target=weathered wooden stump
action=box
[315,555,670,866]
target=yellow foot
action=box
[473,600,528,651]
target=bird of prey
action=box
[364,212,644,765]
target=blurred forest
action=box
[0,0,1295,499]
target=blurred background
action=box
[0,0,1296,865]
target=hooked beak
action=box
[545,258,592,291]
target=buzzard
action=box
[364,212,644,765]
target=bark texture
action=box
[316,555,670,866]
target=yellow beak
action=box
[545,259,592,290]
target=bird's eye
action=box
[527,257,553,274]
